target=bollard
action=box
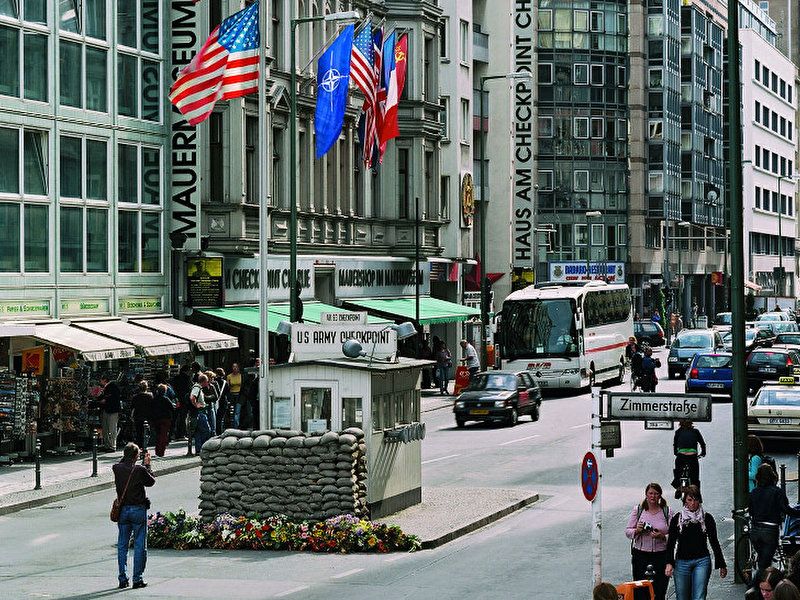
[34,441,41,490]
[91,431,98,477]
[141,421,150,464]
[781,464,787,494]
[186,420,193,457]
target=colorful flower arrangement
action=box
[147,510,421,553]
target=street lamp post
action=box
[585,211,602,281]
[288,10,360,322]
[478,71,531,369]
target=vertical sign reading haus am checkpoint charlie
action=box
[513,0,535,287]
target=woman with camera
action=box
[625,482,674,600]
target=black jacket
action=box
[113,460,155,507]
[666,512,726,569]
[673,427,706,456]
[100,381,121,414]
[749,484,800,525]
[150,387,175,421]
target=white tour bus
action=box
[499,281,633,389]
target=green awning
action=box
[196,302,390,332]
[344,297,479,325]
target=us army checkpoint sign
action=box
[607,392,712,422]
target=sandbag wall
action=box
[198,428,368,522]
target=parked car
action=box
[721,328,774,352]
[634,320,665,347]
[758,311,792,322]
[771,321,799,335]
[714,312,732,328]
[685,352,733,396]
[453,371,542,428]
[748,380,800,441]
[667,329,725,378]
[745,348,800,393]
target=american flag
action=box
[169,2,260,126]
[351,25,378,165]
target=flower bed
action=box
[147,510,421,553]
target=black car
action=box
[634,320,665,347]
[453,371,542,428]
[721,327,774,353]
[745,348,800,393]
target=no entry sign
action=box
[581,451,599,502]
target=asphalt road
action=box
[2,346,788,599]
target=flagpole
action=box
[257,0,271,428]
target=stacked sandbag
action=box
[198,427,368,522]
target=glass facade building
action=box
[0,2,169,317]
[535,0,629,272]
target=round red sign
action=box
[581,451,599,502]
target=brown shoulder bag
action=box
[110,467,135,523]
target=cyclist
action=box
[630,342,645,390]
[640,346,660,393]
[749,463,800,591]
[671,420,706,499]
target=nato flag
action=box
[314,25,354,158]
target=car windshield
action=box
[749,352,789,366]
[674,333,710,348]
[755,390,800,406]
[467,374,517,391]
[759,314,784,322]
[696,355,731,368]
[715,313,732,325]
[776,334,800,345]
[773,322,799,334]
[502,299,579,359]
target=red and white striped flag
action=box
[350,25,378,165]
[169,3,260,126]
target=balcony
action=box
[473,30,489,64]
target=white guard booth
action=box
[270,348,431,518]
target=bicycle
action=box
[732,508,788,585]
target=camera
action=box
[642,522,654,533]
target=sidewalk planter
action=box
[147,510,420,553]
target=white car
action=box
[748,380,800,441]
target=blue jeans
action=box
[233,403,242,428]
[436,365,450,393]
[674,555,712,600]
[194,412,211,453]
[117,505,148,584]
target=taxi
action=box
[747,377,800,440]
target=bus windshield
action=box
[502,299,579,359]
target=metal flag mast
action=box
[257,0,270,427]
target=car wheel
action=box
[507,408,518,427]
[456,418,465,428]
[530,404,540,422]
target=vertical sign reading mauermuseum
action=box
[513,0,534,274]
[170,1,201,248]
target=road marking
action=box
[275,586,309,597]
[422,454,461,465]
[570,423,590,429]
[331,568,364,579]
[500,434,540,446]
[385,554,406,562]
[30,533,59,546]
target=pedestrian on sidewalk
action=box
[664,485,727,600]
[593,582,618,600]
[130,381,153,449]
[113,442,155,589]
[748,434,765,492]
[226,363,243,428]
[775,579,800,600]
[625,483,673,600]
[434,340,452,395]
[754,567,787,600]
[150,384,175,457]
[170,364,192,440]
[203,371,219,436]
[460,339,480,381]
[749,463,800,589]
[190,374,211,454]
[98,374,121,451]
[214,367,229,433]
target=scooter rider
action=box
[640,346,660,393]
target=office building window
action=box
[755,186,761,209]
[439,16,449,59]
[60,136,107,200]
[0,127,47,196]
[539,9,553,30]
[440,175,449,219]
[539,116,553,137]
[590,64,604,85]
[539,170,554,191]
[574,170,589,192]
[209,112,223,201]
[398,148,409,219]
[754,59,760,79]
[538,63,553,84]
[459,19,468,63]
[755,101,760,123]
[574,117,589,139]
[116,1,161,121]
[0,203,20,272]
[24,203,48,272]
[440,96,450,140]
[460,98,469,143]
[574,63,588,85]
[755,145,761,167]
[118,210,161,274]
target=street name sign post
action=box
[645,420,675,430]
[606,392,712,422]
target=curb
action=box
[422,400,453,413]
[0,458,200,516]
[419,492,539,549]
